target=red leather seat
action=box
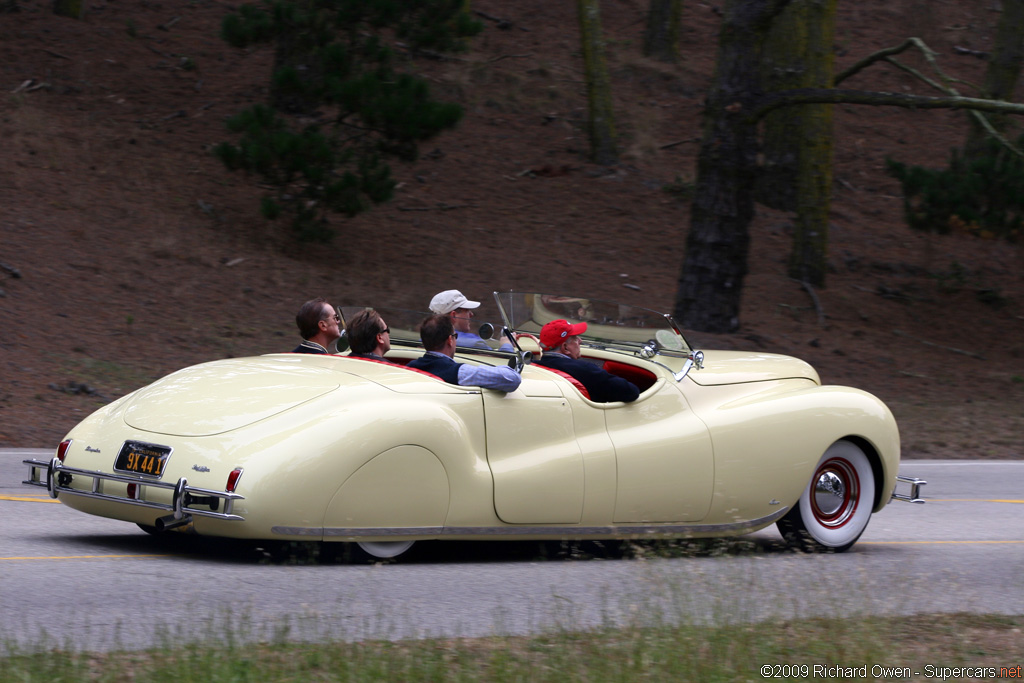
[534,365,591,400]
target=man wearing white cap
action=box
[429,289,512,351]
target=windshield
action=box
[494,292,692,357]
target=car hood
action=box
[123,357,342,436]
[687,351,820,386]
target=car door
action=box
[605,378,714,523]
[481,373,590,524]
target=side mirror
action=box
[477,322,494,341]
[509,350,533,372]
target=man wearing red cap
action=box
[536,319,639,403]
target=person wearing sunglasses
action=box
[292,297,342,354]
[346,309,392,361]
[408,314,521,392]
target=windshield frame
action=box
[493,292,693,359]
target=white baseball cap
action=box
[429,290,481,315]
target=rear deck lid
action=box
[123,357,341,436]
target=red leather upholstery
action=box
[345,355,443,382]
[602,360,657,392]
[534,365,591,400]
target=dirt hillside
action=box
[0,0,1021,457]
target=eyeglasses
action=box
[322,313,341,323]
[450,332,459,338]
[379,327,390,335]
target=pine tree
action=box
[215,0,481,241]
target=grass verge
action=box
[1,613,1021,682]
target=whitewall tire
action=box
[778,440,876,553]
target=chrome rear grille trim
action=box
[23,458,245,522]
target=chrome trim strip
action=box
[23,458,246,522]
[272,509,789,539]
[892,475,927,504]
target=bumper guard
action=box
[24,457,246,527]
[891,474,926,504]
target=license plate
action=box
[114,441,172,478]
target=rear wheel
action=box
[777,440,876,553]
[356,540,415,560]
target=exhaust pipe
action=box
[155,513,193,532]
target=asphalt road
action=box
[2,449,1021,652]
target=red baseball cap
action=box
[539,319,588,351]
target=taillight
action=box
[127,483,138,499]
[226,468,244,493]
[56,439,72,463]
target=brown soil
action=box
[1,0,1021,457]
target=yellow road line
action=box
[0,494,59,503]
[862,540,1024,545]
[1,554,171,561]
[928,498,1024,503]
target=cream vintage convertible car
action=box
[25,292,925,559]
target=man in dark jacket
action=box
[346,309,391,361]
[292,298,341,354]
[408,314,521,392]
[535,319,639,403]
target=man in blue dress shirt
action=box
[408,314,521,392]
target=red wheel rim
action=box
[810,457,860,528]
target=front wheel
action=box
[777,440,876,553]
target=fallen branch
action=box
[892,329,985,360]
[489,53,531,63]
[659,137,699,150]
[397,203,474,212]
[953,45,989,60]
[475,10,514,29]
[158,16,180,31]
[794,279,825,326]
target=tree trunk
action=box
[755,0,807,211]
[786,0,836,286]
[674,0,790,333]
[578,0,618,165]
[964,0,1024,159]
[643,0,683,63]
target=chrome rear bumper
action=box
[24,457,245,528]
[891,474,926,504]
